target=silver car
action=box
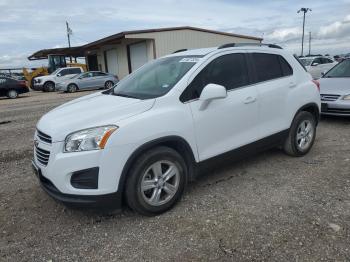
[319,59,350,116]
[56,71,119,93]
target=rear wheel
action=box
[67,84,78,93]
[125,146,187,216]
[7,89,18,99]
[43,81,55,92]
[104,81,114,89]
[283,111,316,156]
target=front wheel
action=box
[43,82,55,92]
[7,89,18,99]
[104,81,114,89]
[283,111,316,156]
[125,146,187,216]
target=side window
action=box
[93,72,107,77]
[70,68,82,74]
[279,56,293,76]
[0,77,7,85]
[59,69,69,76]
[252,53,285,82]
[181,53,249,101]
[312,58,322,65]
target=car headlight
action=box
[64,125,118,152]
[342,94,350,100]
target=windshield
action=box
[324,59,350,78]
[112,55,202,99]
[300,58,313,66]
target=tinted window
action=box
[181,53,249,101]
[59,69,70,76]
[93,72,107,77]
[252,53,290,82]
[69,68,82,74]
[312,58,322,65]
[279,56,293,76]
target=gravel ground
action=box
[0,91,350,261]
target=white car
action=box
[32,44,321,215]
[300,56,337,79]
[34,67,84,92]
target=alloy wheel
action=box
[140,160,180,206]
[296,120,314,150]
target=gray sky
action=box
[1,0,350,68]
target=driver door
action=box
[183,52,259,161]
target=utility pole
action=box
[297,7,312,57]
[308,31,311,56]
[66,21,73,63]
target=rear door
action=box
[248,52,294,139]
[183,52,259,161]
[92,72,108,87]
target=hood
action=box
[37,92,155,142]
[319,78,350,95]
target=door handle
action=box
[243,96,257,104]
[288,82,296,88]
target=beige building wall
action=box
[90,29,261,79]
[126,29,260,58]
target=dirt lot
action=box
[0,91,350,261]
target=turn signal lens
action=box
[99,127,117,149]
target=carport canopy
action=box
[28,46,85,60]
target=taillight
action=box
[312,80,320,92]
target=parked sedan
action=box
[0,75,29,99]
[319,59,350,116]
[300,56,337,79]
[56,71,119,93]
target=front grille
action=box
[37,129,52,144]
[320,94,340,102]
[35,145,50,166]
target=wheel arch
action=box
[117,136,197,196]
[293,102,320,126]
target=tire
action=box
[104,81,114,89]
[283,111,316,157]
[7,89,18,99]
[125,146,187,216]
[67,84,78,93]
[43,81,55,92]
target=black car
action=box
[0,75,29,99]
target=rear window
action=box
[252,53,292,83]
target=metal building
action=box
[29,26,262,79]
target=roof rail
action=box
[173,49,188,53]
[218,43,282,50]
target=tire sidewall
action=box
[7,89,18,99]
[105,81,113,89]
[126,147,187,215]
[44,82,55,92]
[67,84,77,93]
[290,112,316,155]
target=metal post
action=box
[298,8,312,57]
[301,12,305,56]
[308,32,311,56]
[66,21,72,63]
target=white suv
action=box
[32,44,321,215]
[34,67,84,92]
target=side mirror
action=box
[321,71,326,77]
[311,62,319,66]
[199,83,227,110]
[57,73,62,77]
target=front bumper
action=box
[33,83,44,90]
[321,101,350,116]
[32,160,122,209]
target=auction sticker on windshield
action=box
[179,57,201,63]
